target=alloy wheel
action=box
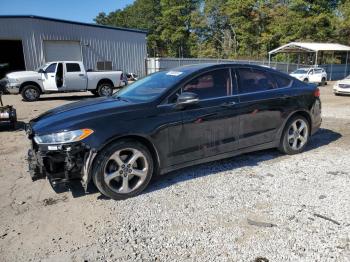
[103,148,149,194]
[100,85,112,96]
[25,88,38,100]
[287,119,309,150]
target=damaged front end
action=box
[26,124,97,190]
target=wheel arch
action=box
[278,110,312,141]
[97,78,114,89]
[20,81,43,93]
[95,134,161,176]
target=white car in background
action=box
[333,75,350,95]
[290,67,327,86]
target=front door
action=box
[309,68,323,83]
[167,68,240,165]
[64,62,87,91]
[235,67,292,149]
[42,63,58,91]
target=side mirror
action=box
[38,69,46,74]
[175,92,199,109]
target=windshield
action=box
[35,63,50,72]
[114,70,185,102]
[292,69,308,74]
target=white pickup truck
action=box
[4,61,125,101]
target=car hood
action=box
[30,97,147,135]
[7,71,40,79]
[290,73,306,79]
[337,78,350,85]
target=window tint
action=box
[45,63,57,73]
[66,63,81,72]
[237,68,277,93]
[315,69,323,73]
[183,69,230,99]
[272,74,292,88]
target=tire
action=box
[21,85,41,102]
[279,115,310,155]
[92,140,154,200]
[97,82,113,97]
[303,78,309,83]
[321,78,326,86]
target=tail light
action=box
[314,88,320,97]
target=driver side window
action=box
[182,69,230,100]
[45,63,57,73]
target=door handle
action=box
[220,101,237,108]
[79,74,85,77]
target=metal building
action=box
[0,15,147,78]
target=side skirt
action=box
[159,140,279,175]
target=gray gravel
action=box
[1,85,350,261]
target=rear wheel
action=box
[303,78,309,83]
[321,77,326,86]
[97,82,113,97]
[92,140,154,200]
[21,85,41,102]
[279,116,310,155]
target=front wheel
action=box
[92,140,154,200]
[21,85,41,102]
[279,116,310,155]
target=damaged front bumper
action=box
[27,138,97,190]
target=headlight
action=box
[34,129,94,144]
[7,78,19,83]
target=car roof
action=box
[295,67,324,70]
[170,63,280,75]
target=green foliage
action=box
[95,0,348,58]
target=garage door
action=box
[44,41,82,62]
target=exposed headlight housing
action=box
[34,129,94,144]
[7,78,19,83]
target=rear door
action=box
[64,62,87,91]
[167,68,240,165]
[235,67,293,149]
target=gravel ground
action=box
[0,84,349,261]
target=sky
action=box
[0,0,135,23]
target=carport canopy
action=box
[268,42,350,66]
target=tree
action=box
[94,0,345,59]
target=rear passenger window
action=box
[183,69,230,100]
[237,68,277,94]
[272,74,292,89]
[66,63,81,72]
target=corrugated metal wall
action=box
[0,17,147,76]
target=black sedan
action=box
[26,64,322,200]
